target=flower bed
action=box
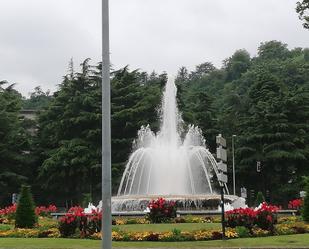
[0,204,57,223]
[1,200,309,242]
[0,215,309,241]
[90,228,239,241]
[226,202,279,232]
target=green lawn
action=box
[112,222,221,232]
[1,234,309,248]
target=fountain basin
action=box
[111,194,240,212]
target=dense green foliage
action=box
[0,82,32,205]
[22,86,51,110]
[302,177,309,222]
[1,40,309,207]
[15,185,36,228]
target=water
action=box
[117,78,228,197]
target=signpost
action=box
[12,193,18,204]
[216,134,227,240]
[257,161,261,173]
[241,187,247,199]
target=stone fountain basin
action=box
[111,194,240,212]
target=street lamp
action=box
[232,135,236,196]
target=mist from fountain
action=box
[116,78,228,199]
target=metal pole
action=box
[220,184,226,240]
[232,135,236,196]
[102,0,112,249]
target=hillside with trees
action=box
[1,40,309,207]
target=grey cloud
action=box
[0,0,308,96]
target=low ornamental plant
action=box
[35,205,57,217]
[0,204,17,220]
[255,202,279,231]
[288,199,303,210]
[147,198,176,223]
[226,207,257,229]
[1,204,57,219]
[226,202,279,232]
[58,206,102,237]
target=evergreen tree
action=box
[15,185,36,228]
[0,81,31,205]
[38,59,102,205]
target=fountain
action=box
[111,78,240,211]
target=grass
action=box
[0,221,220,233]
[0,234,309,248]
[0,224,12,231]
[112,222,221,232]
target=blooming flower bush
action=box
[35,205,57,217]
[226,202,279,232]
[0,204,17,221]
[58,206,102,237]
[0,204,57,221]
[288,199,303,210]
[255,202,279,230]
[147,198,176,223]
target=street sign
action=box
[12,193,18,204]
[216,135,226,147]
[218,172,228,183]
[257,161,261,172]
[217,147,227,162]
[218,162,227,173]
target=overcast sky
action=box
[0,0,308,96]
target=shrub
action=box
[288,199,303,210]
[59,213,79,237]
[255,202,278,231]
[235,226,251,238]
[15,185,36,228]
[226,207,256,229]
[35,205,57,217]
[58,206,102,237]
[147,198,176,223]
[0,204,17,221]
[302,177,309,222]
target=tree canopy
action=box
[1,40,309,207]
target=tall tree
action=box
[0,81,30,205]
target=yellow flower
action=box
[158,231,173,240]
[252,227,270,237]
[115,219,126,225]
[226,228,238,238]
[193,230,213,240]
[90,232,102,240]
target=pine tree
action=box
[15,185,36,228]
